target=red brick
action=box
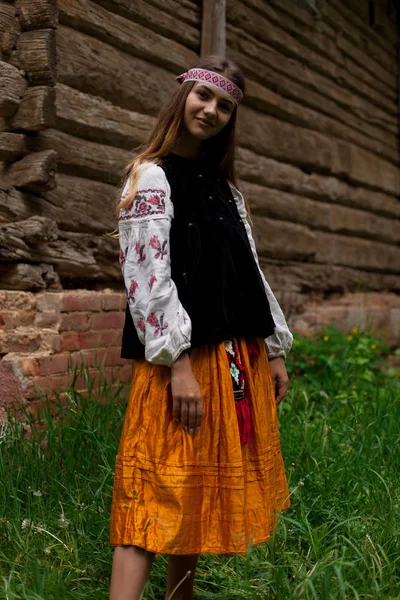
[100,346,126,367]
[99,329,122,347]
[36,293,63,313]
[60,312,91,333]
[61,292,101,313]
[91,312,124,330]
[0,309,35,330]
[61,332,81,351]
[119,363,133,383]
[70,349,97,369]
[101,293,126,312]
[38,353,70,376]
[0,330,41,354]
[78,331,101,349]
[18,358,40,377]
[51,335,61,353]
[34,312,61,329]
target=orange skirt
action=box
[110,338,289,555]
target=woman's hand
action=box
[268,356,289,405]
[171,352,202,435]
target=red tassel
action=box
[235,396,251,445]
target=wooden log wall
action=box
[227,0,400,300]
[0,0,399,302]
[0,0,201,290]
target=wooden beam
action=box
[201,0,226,56]
[0,262,60,291]
[17,29,57,86]
[1,174,117,234]
[0,61,28,117]
[36,128,131,185]
[0,132,26,161]
[236,147,400,220]
[15,0,58,30]
[3,150,57,191]
[58,0,196,74]
[55,83,155,150]
[0,1,20,54]
[11,86,55,130]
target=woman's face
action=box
[183,82,236,141]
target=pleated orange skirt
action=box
[110,338,290,555]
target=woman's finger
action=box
[181,400,189,431]
[188,400,197,433]
[195,400,203,430]
[173,396,181,423]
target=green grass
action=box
[0,329,399,599]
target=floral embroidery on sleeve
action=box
[137,318,146,338]
[149,274,157,292]
[135,241,146,264]
[119,189,166,221]
[119,247,128,268]
[128,279,139,303]
[146,312,169,337]
[150,235,168,260]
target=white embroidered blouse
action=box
[118,163,293,366]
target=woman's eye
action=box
[220,104,230,112]
[197,91,206,99]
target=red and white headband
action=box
[176,68,243,105]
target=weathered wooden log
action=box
[237,106,400,196]
[202,0,226,56]
[0,216,121,283]
[252,216,316,261]
[3,150,57,191]
[259,259,400,295]
[15,0,58,30]
[260,0,396,76]
[247,0,398,111]
[58,0,196,73]
[55,83,155,150]
[228,26,397,132]
[229,46,396,153]
[0,262,60,291]
[17,29,57,86]
[0,1,20,54]
[141,0,201,28]
[36,129,129,185]
[0,132,26,161]
[253,215,399,273]
[11,86,55,130]
[93,0,200,51]
[228,0,397,109]
[57,25,173,115]
[236,148,400,220]
[245,79,398,165]
[241,181,400,246]
[333,0,397,58]
[314,231,400,273]
[0,173,117,233]
[0,62,28,117]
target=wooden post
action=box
[201,0,226,56]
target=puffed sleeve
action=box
[229,184,293,359]
[118,164,192,366]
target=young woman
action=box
[109,56,293,600]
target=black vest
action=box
[121,154,275,359]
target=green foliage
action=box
[286,326,396,394]
[0,329,399,599]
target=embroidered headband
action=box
[176,68,243,105]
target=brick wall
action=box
[0,290,399,422]
[0,290,132,422]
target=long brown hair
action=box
[116,55,245,215]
